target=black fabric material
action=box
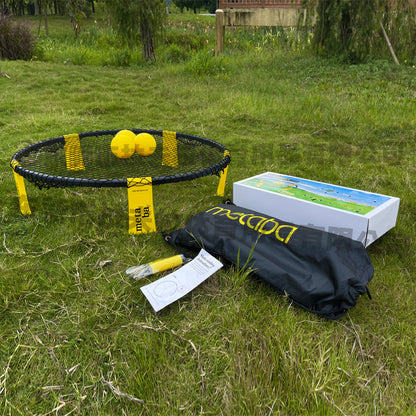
[166,204,374,319]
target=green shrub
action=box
[162,43,190,63]
[113,49,131,66]
[0,16,35,60]
[185,50,230,77]
[164,31,206,52]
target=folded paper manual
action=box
[140,249,223,312]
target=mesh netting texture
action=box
[11,129,231,189]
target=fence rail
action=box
[218,0,303,9]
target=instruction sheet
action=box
[141,249,223,312]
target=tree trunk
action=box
[340,5,352,50]
[44,2,48,36]
[140,21,155,62]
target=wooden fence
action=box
[218,0,303,9]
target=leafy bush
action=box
[162,43,190,63]
[0,16,35,60]
[185,50,230,76]
[164,31,206,52]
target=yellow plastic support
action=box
[217,150,230,197]
[11,160,31,215]
[127,177,157,234]
[162,130,178,167]
[64,133,85,171]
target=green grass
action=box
[1,14,416,415]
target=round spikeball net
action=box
[10,129,230,233]
[10,129,231,189]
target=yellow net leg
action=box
[162,130,178,167]
[217,165,229,197]
[12,170,31,215]
[127,177,157,234]
[217,151,231,197]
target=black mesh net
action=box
[11,129,231,189]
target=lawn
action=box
[1,12,416,415]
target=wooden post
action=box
[215,9,225,57]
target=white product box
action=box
[233,172,400,247]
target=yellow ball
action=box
[111,130,136,159]
[136,133,156,156]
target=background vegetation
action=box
[2,0,416,64]
[302,0,416,64]
[1,6,416,416]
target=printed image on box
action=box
[233,172,400,247]
[241,174,391,215]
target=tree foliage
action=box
[302,0,416,63]
[173,0,213,13]
[103,0,166,62]
[0,0,93,16]
[311,0,378,62]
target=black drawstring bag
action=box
[165,203,374,319]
